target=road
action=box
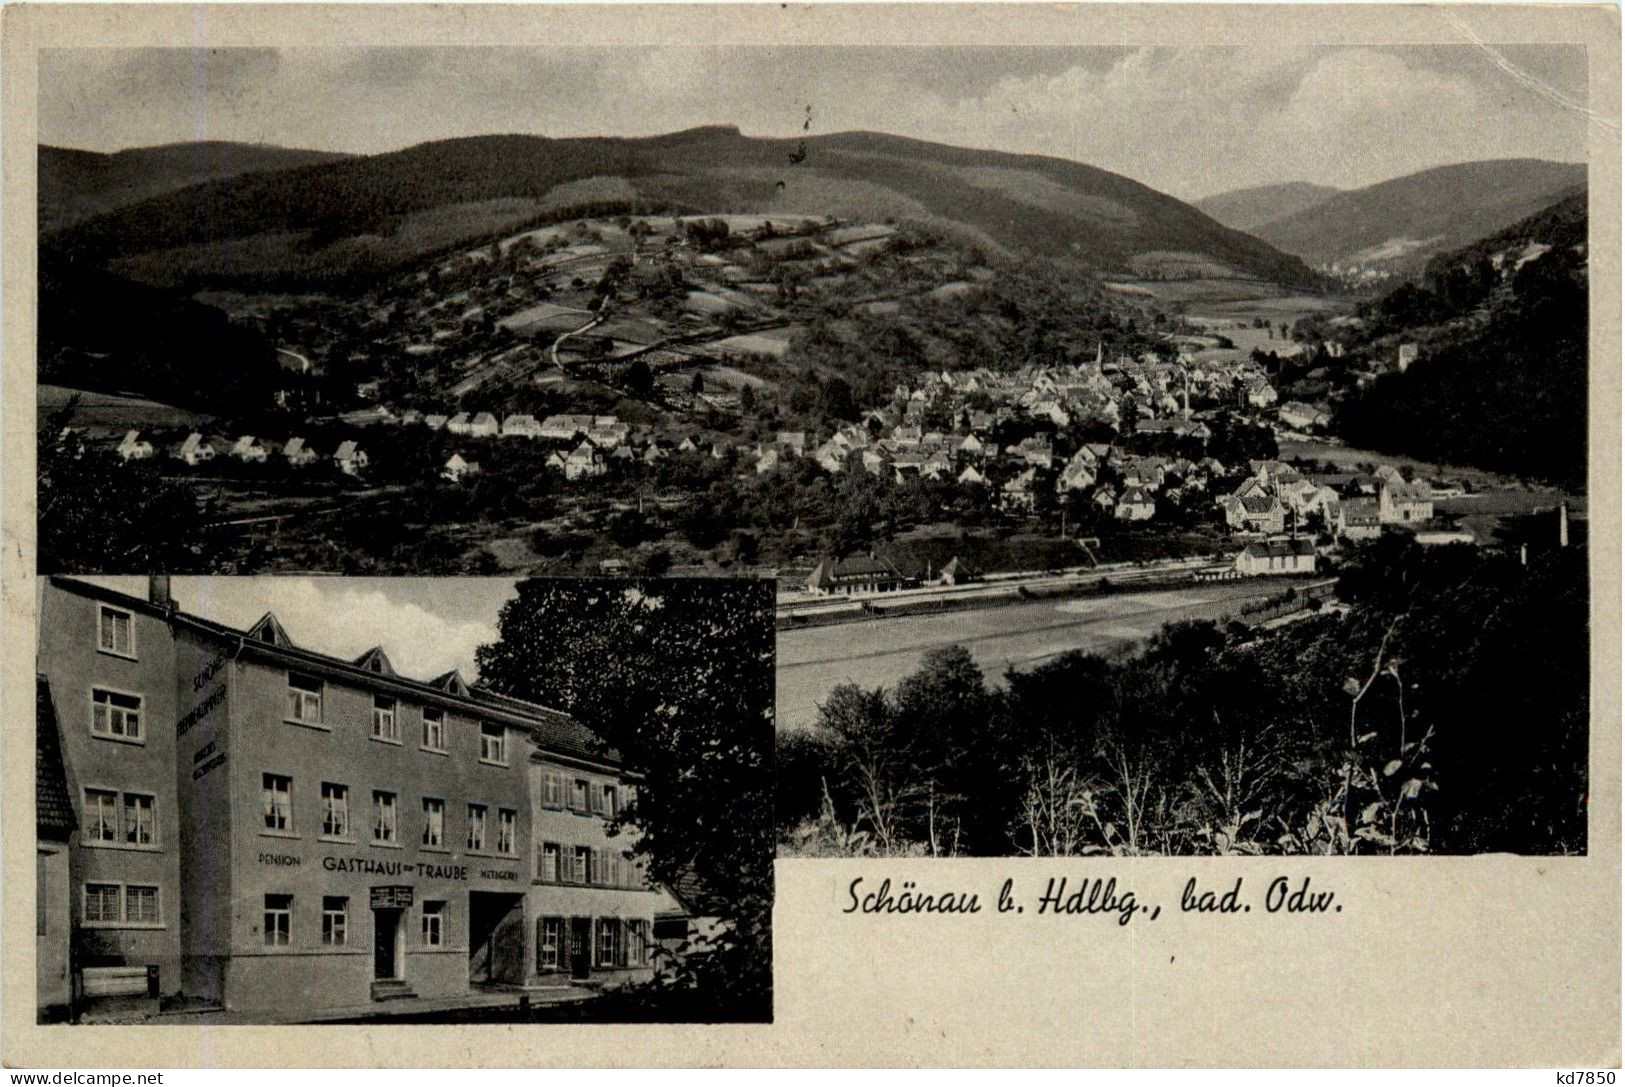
[776,578,1301,730]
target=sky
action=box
[77,577,519,683]
[39,43,1591,200]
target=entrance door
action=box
[568,917,592,980]
[373,908,401,980]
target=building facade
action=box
[37,577,675,1018]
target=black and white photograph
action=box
[35,575,774,1024]
[7,0,1618,1070]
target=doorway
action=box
[467,892,526,986]
[373,908,403,980]
[568,917,592,980]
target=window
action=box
[91,689,142,741]
[98,606,133,657]
[467,804,487,851]
[126,885,160,925]
[539,842,560,882]
[422,798,445,848]
[321,783,349,838]
[422,707,445,751]
[372,791,397,843]
[497,808,516,855]
[628,919,650,966]
[602,785,619,819]
[287,672,323,724]
[83,883,122,924]
[84,789,119,842]
[537,917,563,970]
[479,723,506,764]
[123,792,155,846]
[322,896,348,946]
[422,901,444,947]
[573,845,592,884]
[263,894,292,946]
[571,779,590,812]
[541,772,564,809]
[371,696,398,742]
[596,917,623,967]
[262,774,293,832]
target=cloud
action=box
[38,44,1588,198]
[82,576,499,682]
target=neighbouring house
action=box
[564,442,605,481]
[231,435,269,463]
[1220,493,1286,534]
[806,554,913,595]
[470,412,501,438]
[957,465,988,487]
[446,412,473,435]
[442,453,481,482]
[1379,480,1434,524]
[117,430,154,461]
[1245,380,1279,409]
[170,432,216,466]
[1338,498,1383,540]
[333,440,368,476]
[754,448,780,475]
[1115,485,1157,521]
[36,677,73,1022]
[1397,343,1419,372]
[1059,458,1096,492]
[282,437,319,468]
[1235,536,1317,576]
[1278,401,1331,431]
[423,414,450,431]
[501,414,544,439]
[1002,469,1038,512]
[937,556,978,586]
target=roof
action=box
[46,577,622,773]
[36,677,75,840]
[1241,494,1281,514]
[809,554,905,588]
[1243,537,1317,559]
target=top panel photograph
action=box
[37,41,1588,584]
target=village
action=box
[91,316,1472,592]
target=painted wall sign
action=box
[370,885,414,909]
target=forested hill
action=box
[42,127,1318,288]
[39,142,351,233]
[1332,194,1588,487]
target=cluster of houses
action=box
[1215,460,1436,542]
[115,430,370,476]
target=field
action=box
[775,579,1299,729]
[40,383,213,435]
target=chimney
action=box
[148,576,173,610]
[1559,502,1570,548]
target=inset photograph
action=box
[35,575,773,1024]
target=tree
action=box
[474,580,774,1019]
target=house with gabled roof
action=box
[442,453,481,482]
[282,437,319,468]
[117,430,154,461]
[231,435,269,463]
[171,432,216,466]
[333,440,368,476]
[1115,486,1156,521]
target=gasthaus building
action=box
[37,576,679,1018]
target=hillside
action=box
[42,127,1318,289]
[38,142,351,233]
[1194,181,1341,233]
[1331,193,1588,486]
[1250,159,1586,277]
